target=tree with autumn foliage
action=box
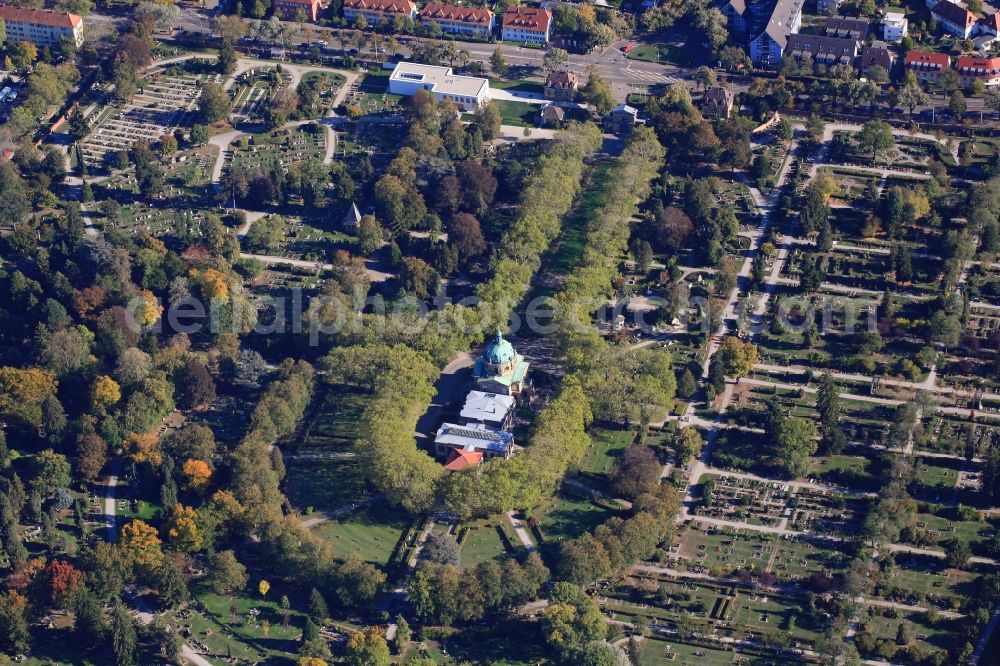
[90,374,121,409]
[119,519,164,572]
[124,432,162,467]
[345,626,391,666]
[75,433,108,481]
[44,559,83,608]
[182,459,212,491]
[165,504,203,552]
[133,289,162,327]
[0,366,58,433]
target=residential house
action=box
[0,6,83,48]
[460,391,515,430]
[859,44,895,73]
[472,330,530,395]
[701,86,734,119]
[538,104,565,127]
[387,61,489,111]
[957,55,1000,86]
[272,0,321,21]
[603,103,638,135]
[784,33,859,66]
[419,3,494,38]
[544,69,578,101]
[881,9,908,42]
[931,0,976,38]
[342,0,417,26]
[434,422,514,462]
[903,50,951,83]
[501,6,552,44]
[748,0,806,66]
[823,16,869,40]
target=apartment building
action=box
[342,0,417,26]
[501,6,551,44]
[419,3,494,38]
[272,0,321,22]
[0,5,83,48]
[903,50,951,83]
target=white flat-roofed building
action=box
[388,61,489,111]
[881,10,908,42]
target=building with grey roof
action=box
[785,33,859,66]
[741,0,805,66]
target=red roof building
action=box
[443,448,483,471]
[501,6,551,44]
[420,3,494,37]
[0,5,83,47]
[903,50,951,83]
[342,0,417,26]
[956,56,1000,86]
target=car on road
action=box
[622,43,634,53]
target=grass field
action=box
[638,639,737,666]
[311,503,411,567]
[460,520,511,568]
[531,491,621,543]
[493,99,540,126]
[627,43,692,67]
[580,426,634,476]
[490,79,545,94]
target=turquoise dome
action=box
[484,330,515,365]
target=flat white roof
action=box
[390,61,488,98]
[460,391,515,423]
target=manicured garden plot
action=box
[675,525,774,574]
[768,535,850,581]
[637,639,736,666]
[884,559,975,604]
[311,504,411,567]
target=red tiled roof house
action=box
[501,6,551,44]
[419,3,494,38]
[957,55,1000,87]
[342,0,417,27]
[903,50,951,83]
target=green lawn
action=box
[638,639,737,666]
[490,79,544,94]
[627,43,692,67]
[493,99,540,126]
[459,520,511,568]
[580,426,634,476]
[311,503,411,567]
[531,492,621,543]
